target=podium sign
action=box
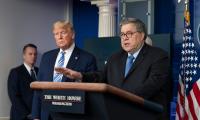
[42,90,85,114]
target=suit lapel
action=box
[21,64,33,81]
[118,51,128,83]
[62,47,80,82]
[125,44,148,79]
[50,49,60,81]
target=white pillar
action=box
[64,0,73,23]
[91,1,117,37]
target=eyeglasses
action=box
[120,31,138,39]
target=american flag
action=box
[176,0,200,120]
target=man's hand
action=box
[55,67,83,80]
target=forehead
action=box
[53,27,66,31]
[121,23,137,32]
[53,27,73,34]
[24,47,36,53]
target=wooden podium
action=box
[31,82,164,120]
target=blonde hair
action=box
[53,20,74,32]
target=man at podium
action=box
[32,21,97,120]
[56,18,171,120]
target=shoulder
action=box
[42,49,59,56]
[40,49,59,61]
[9,64,24,75]
[10,64,24,72]
[140,44,169,66]
[143,44,168,58]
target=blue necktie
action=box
[53,51,65,82]
[125,55,135,77]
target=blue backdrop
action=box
[73,0,98,48]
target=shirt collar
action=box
[128,43,144,59]
[24,62,34,74]
[59,43,75,53]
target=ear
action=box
[72,32,75,39]
[141,32,145,41]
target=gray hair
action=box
[120,18,147,40]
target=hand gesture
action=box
[55,67,82,80]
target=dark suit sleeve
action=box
[7,69,29,119]
[82,63,107,83]
[82,71,104,82]
[85,55,97,72]
[134,53,170,99]
[82,55,104,82]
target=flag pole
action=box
[183,0,190,118]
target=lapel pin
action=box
[75,56,78,60]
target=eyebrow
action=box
[121,31,136,33]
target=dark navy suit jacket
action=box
[8,64,38,120]
[32,47,97,119]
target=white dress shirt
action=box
[53,43,75,78]
[24,62,36,76]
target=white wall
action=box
[0,0,67,117]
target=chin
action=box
[31,62,35,65]
[124,49,131,53]
[123,47,131,52]
[58,44,64,47]
[125,48,136,53]
[61,46,69,50]
[58,45,64,48]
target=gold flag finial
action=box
[185,0,189,4]
[184,0,190,26]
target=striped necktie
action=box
[53,51,65,82]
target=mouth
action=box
[57,40,64,44]
[123,43,130,46]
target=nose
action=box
[123,36,129,41]
[58,33,62,39]
[31,54,36,58]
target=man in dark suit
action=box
[31,21,97,120]
[56,18,171,120]
[8,43,38,120]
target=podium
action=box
[31,82,164,120]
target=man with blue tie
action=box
[8,43,38,120]
[56,18,171,120]
[31,21,97,120]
